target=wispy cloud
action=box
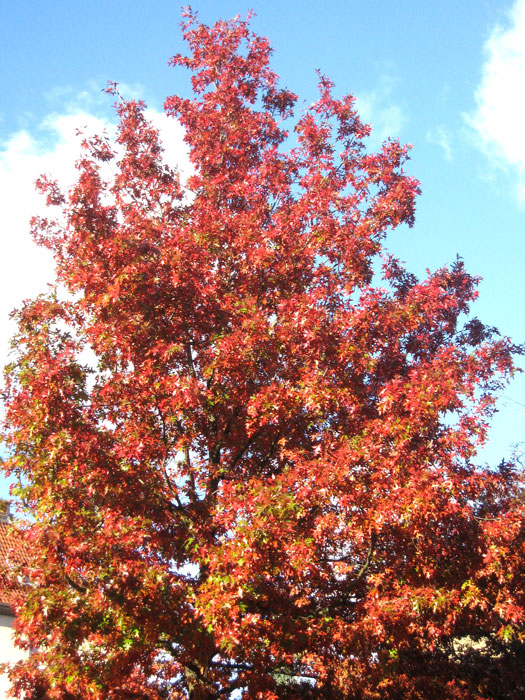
[0,91,189,374]
[467,0,525,202]
[426,126,453,162]
[355,74,406,146]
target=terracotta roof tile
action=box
[0,512,29,610]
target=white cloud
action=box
[0,110,109,375]
[0,93,189,376]
[144,108,192,181]
[468,0,525,202]
[355,75,406,145]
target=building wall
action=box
[0,502,29,698]
[0,612,25,700]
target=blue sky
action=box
[1,0,524,499]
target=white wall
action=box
[0,613,25,699]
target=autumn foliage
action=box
[2,11,524,700]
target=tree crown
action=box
[2,10,523,700]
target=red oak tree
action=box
[2,11,524,700]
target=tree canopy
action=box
[2,11,524,700]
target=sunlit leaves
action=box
[2,9,524,700]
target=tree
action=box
[2,10,524,700]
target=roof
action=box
[0,502,29,613]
